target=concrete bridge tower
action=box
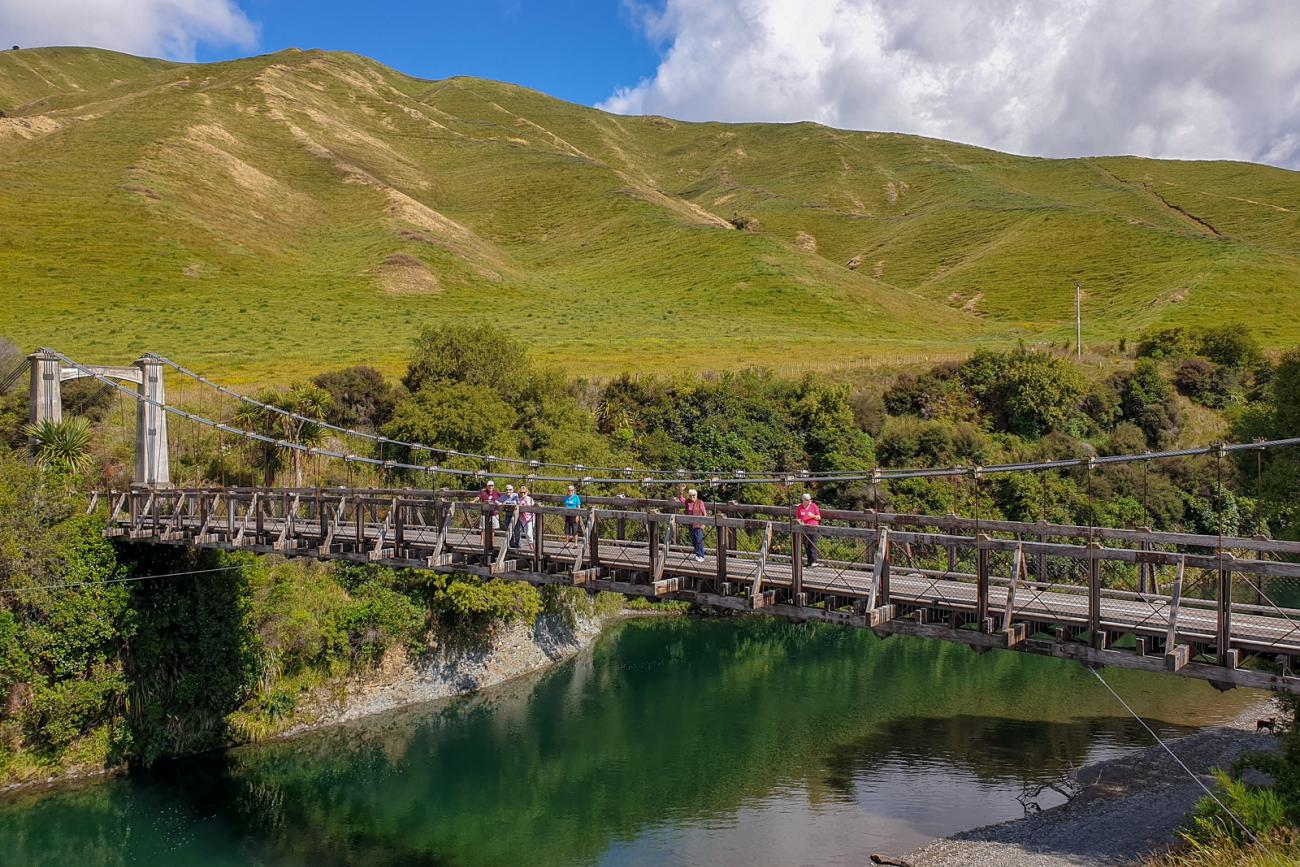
[132,354,170,487]
[27,349,171,486]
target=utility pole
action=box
[1074,280,1082,361]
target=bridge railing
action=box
[99,486,1300,669]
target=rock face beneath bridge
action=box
[282,611,609,734]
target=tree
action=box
[312,365,396,431]
[1136,325,1197,360]
[382,381,517,459]
[1276,350,1300,435]
[23,417,93,474]
[402,324,527,398]
[234,384,333,486]
[959,347,1084,438]
[1198,324,1261,370]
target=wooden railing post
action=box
[1218,556,1234,667]
[355,499,364,552]
[1253,534,1271,607]
[790,524,802,604]
[1165,558,1189,671]
[588,507,600,570]
[644,514,655,582]
[715,518,728,592]
[1088,541,1102,647]
[256,493,265,545]
[394,499,405,555]
[975,533,990,630]
[533,511,544,572]
[879,528,891,606]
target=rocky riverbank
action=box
[282,608,616,735]
[906,703,1280,867]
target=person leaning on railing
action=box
[518,486,536,550]
[796,492,822,569]
[500,484,521,547]
[478,479,500,530]
[677,484,708,562]
[563,484,582,543]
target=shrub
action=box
[1137,325,1198,360]
[383,381,517,456]
[1184,771,1288,847]
[1173,358,1234,408]
[402,323,528,398]
[436,577,541,636]
[959,347,1085,438]
[1137,323,1261,370]
[1199,324,1261,370]
[312,365,397,431]
[1112,359,1182,448]
[24,417,93,474]
[882,362,972,421]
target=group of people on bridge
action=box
[475,480,825,567]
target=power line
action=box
[0,565,246,596]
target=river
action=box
[0,618,1265,867]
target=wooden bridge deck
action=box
[101,486,1300,693]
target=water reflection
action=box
[0,618,1262,867]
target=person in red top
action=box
[796,492,822,568]
[677,485,708,562]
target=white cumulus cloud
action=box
[0,0,258,61]
[601,0,1300,169]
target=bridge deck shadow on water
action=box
[104,484,1300,693]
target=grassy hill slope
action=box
[1,47,1297,381]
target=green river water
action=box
[0,618,1264,867]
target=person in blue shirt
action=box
[500,484,521,547]
[563,484,582,543]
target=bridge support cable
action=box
[1088,667,1286,867]
[0,356,31,395]
[140,351,1300,488]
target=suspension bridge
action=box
[20,349,1300,694]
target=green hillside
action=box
[1,46,1297,381]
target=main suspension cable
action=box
[45,349,1300,487]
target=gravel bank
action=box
[906,702,1281,867]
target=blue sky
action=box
[4,0,1299,166]
[200,0,662,107]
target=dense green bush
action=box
[1137,325,1201,360]
[0,452,131,776]
[1138,323,1261,370]
[1173,358,1235,408]
[312,364,398,431]
[1111,359,1183,448]
[959,347,1085,437]
[435,576,542,637]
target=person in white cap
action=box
[796,491,822,568]
[478,479,500,530]
[677,484,708,561]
